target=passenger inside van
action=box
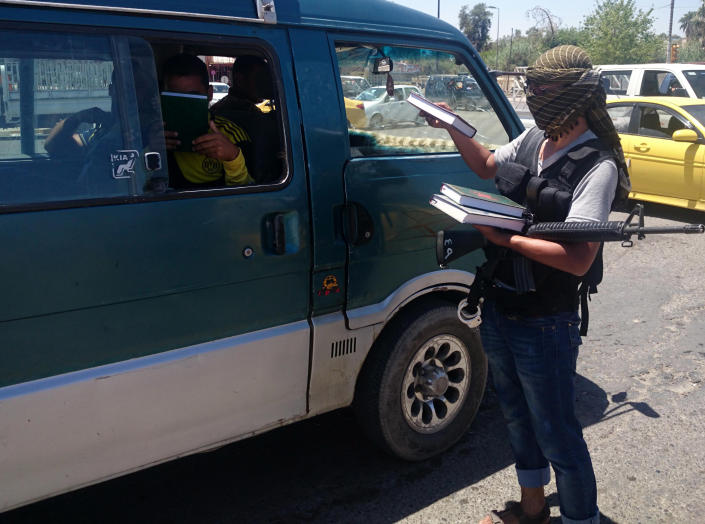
[162,53,254,189]
[210,55,283,184]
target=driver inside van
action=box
[162,53,254,189]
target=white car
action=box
[355,84,425,128]
[209,81,229,106]
[597,63,705,99]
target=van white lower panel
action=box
[0,321,309,512]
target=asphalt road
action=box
[2,202,704,524]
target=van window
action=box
[154,51,286,189]
[684,70,705,98]
[0,30,165,206]
[640,70,680,97]
[600,70,631,95]
[335,44,509,157]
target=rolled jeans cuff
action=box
[516,466,551,488]
[561,509,600,524]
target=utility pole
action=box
[508,28,513,70]
[488,5,499,70]
[667,0,674,63]
[437,0,440,18]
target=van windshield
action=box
[682,104,705,127]
[684,70,705,98]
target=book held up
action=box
[406,91,477,139]
[160,91,210,152]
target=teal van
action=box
[0,0,522,510]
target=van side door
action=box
[0,13,311,510]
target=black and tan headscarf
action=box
[526,45,630,206]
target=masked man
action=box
[426,45,629,524]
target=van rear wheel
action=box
[354,299,487,461]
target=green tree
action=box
[679,2,705,46]
[459,3,492,52]
[581,0,661,64]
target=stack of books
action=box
[430,183,531,232]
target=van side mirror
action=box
[672,129,699,142]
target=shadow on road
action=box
[2,374,655,524]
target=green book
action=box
[430,194,527,231]
[160,92,210,152]
[440,183,526,218]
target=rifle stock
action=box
[436,229,487,266]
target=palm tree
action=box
[680,3,705,44]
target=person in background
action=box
[210,55,282,184]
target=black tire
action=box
[354,298,487,461]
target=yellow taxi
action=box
[606,96,705,210]
[344,96,367,128]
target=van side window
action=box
[0,31,166,206]
[599,70,631,95]
[154,51,286,190]
[640,70,682,97]
[334,44,509,157]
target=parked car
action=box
[343,96,366,128]
[597,63,705,99]
[0,0,522,512]
[209,81,229,106]
[606,96,705,210]
[340,75,370,98]
[424,74,487,111]
[355,84,425,128]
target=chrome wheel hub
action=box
[401,335,471,434]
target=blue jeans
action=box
[479,300,599,524]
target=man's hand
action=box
[421,101,453,129]
[192,121,240,161]
[65,107,109,131]
[473,224,513,247]
[163,122,181,151]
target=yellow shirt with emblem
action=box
[173,115,254,186]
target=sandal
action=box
[488,501,550,524]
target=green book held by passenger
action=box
[160,91,210,152]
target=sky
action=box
[391,0,703,39]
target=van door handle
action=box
[343,202,374,246]
[272,213,286,255]
[265,212,300,255]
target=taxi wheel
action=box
[369,114,384,128]
[354,298,487,461]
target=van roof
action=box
[16,0,465,41]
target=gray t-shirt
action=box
[493,129,618,223]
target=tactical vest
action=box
[490,126,618,334]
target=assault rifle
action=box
[436,204,704,328]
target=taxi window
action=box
[334,44,509,158]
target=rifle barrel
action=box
[526,221,705,242]
[623,224,705,235]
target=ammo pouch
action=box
[494,162,573,222]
